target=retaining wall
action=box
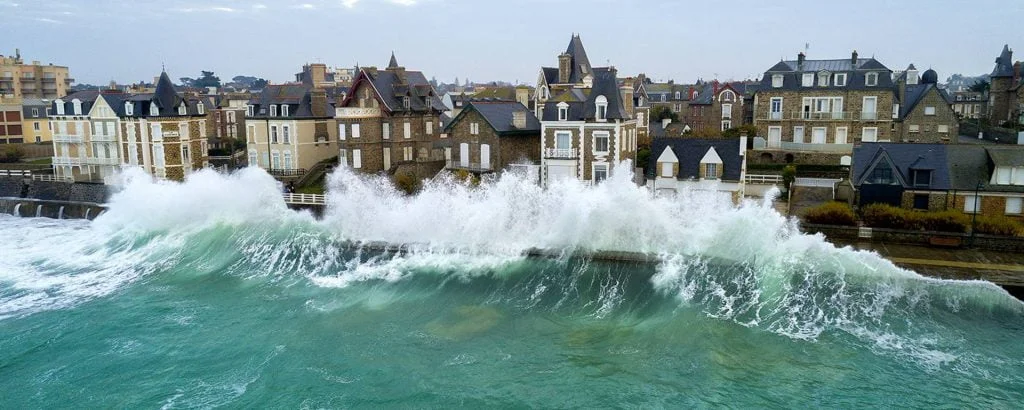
[802,223,1024,252]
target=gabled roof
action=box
[649,138,743,181]
[539,68,629,122]
[760,56,894,91]
[539,34,594,85]
[991,45,1015,78]
[898,84,943,119]
[987,146,1024,167]
[249,84,331,119]
[341,64,443,114]
[152,71,180,115]
[445,101,540,136]
[50,90,100,115]
[853,143,946,188]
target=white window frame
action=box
[270,125,279,143]
[282,125,290,144]
[909,124,920,133]
[383,122,391,139]
[593,131,610,155]
[178,104,187,116]
[197,102,205,115]
[125,102,134,116]
[281,105,289,117]
[938,125,949,133]
[592,163,609,184]
[771,74,783,88]
[801,73,814,87]
[835,126,848,144]
[866,72,878,86]
[426,121,433,135]
[793,126,805,143]
[811,127,827,144]
[817,72,829,87]
[352,149,362,169]
[558,103,568,121]
[246,105,254,117]
[403,122,411,139]
[555,131,571,150]
[704,163,718,180]
[924,106,936,116]
[964,195,980,213]
[861,127,878,142]
[270,105,277,117]
[404,146,413,161]
[767,126,782,148]
[721,120,732,131]
[769,97,783,120]
[339,123,346,140]
[352,123,360,138]
[722,103,732,119]
[660,162,673,178]
[834,73,847,87]
[1006,197,1023,215]
[150,102,159,116]
[72,99,82,115]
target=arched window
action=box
[71,99,82,115]
[150,102,159,116]
[721,90,735,102]
[197,102,205,115]
[125,101,134,116]
[674,91,681,99]
[54,99,65,115]
[595,95,608,121]
[178,103,187,116]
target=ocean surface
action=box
[1,167,1022,408]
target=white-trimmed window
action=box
[72,99,82,115]
[802,73,814,87]
[125,102,134,116]
[283,151,293,170]
[595,95,607,121]
[151,102,160,116]
[1006,197,1023,215]
[593,163,608,183]
[151,123,162,142]
[178,103,187,116]
[270,105,278,117]
[834,73,847,87]
[818,72,830,87]
[281,105,289,117]
[862,127,878,142]
[771,74,783,88]
[835,126,848,144]
[352,123,360,138]
[404,146,413,161]
[55,99,65,115]
[555,131,571,150]
[793,126,805,143]
[938,125,949,133]
[593,131,609,154]
[403,97,410,109]
[924,106,936,116]
[558,103,568,121]
[811,127,827,144]
[964,195,980,213]
[339,123,346,140]
[403,122,411,139]
[674,91,681,99]
[383,122,391,139]
[721,120,732,131]
[271,125,279,143]
[426,121,433,135]
[153,143,165,169]
[197,102,205,115]
[722,103,732,119]
[661,162,673,177]
[248,149,257,167]
[769,97,783,120]
[282,125,290,143]
[271,151,281,169]
[340,149,348,167]
[246,105,254,117]
[721,90,735,102]
[352,149,362,168]
[909,124,920,133]
[704,163,718,180]
[866,72,878,86]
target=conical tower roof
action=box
[388,52,399,69]
[153,71,179,114]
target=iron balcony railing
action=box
[52,157,84,166]
[283,193,326,205]
[544,148,578,159]
[88,157,120,166]
[449,162,493,172]
[267,168,308,177]
[52,135,84,143]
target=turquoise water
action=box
[1,168,1023,407]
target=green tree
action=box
[970,79,990,93]
[722,124,758,139]
[251,78,268,90]
[193,71,221,88]
[650,106,679,122]
[782,165,797,192]
[636,146,652,176]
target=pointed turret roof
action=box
[563,34,593,84]
[992,44,1015,78]
[388,52,399,69]
[153,71,179,113]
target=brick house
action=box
[535,34,638,185]
[988,45,1023,125]
[211,92,249,151]
[753,51,896,165]
[246,84,336,175]
[115,72,211,181]
[685,81,751,134]
[336,54,446,178]
[893,66,959,143]
[650,137,747,202]
[852,143,1024,218]
[951,90,987,120]
[645,80,693,117]
[443,101,540,175]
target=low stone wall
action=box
[802,223,1024,252]
[0,198,106,220]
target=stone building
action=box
[852,142,1024,218]
[49,91,123,181]
[0,49,73,99]
[951,90,987,119]
[115,72,210,181]
[336,54,446,178]
[987,45,1023,125]
[893,66,958,143]
[535,34,638,186]
[753,51,896,164]
[246,84,336,174]
[211,92,249,151]
[21,98,52,144]
[443,101,541,175]
[685,81,753,134]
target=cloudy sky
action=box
[2,0,1020,86]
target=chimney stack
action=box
[620,84,634,116]
[797,52,806,70]
[310,88,327,117]
[851,50,859,65]
[558,53,571,83]
[1015,62,1022,82]
[515,86,530,107]
[512,110,526,129]
[309,63,327,87]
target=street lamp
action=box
[969,181,983,246]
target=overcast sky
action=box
[2,0,1020,86]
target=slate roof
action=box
[648,120,666,138]
[991,45,1015,78]
[987,146,1024,167]
[649,138,743,182]
[344,61,443,114]
[21,97,49,117]
[760,56,894,91]
[51,90,100,116]
[853,143,1024,192]
[249,84,331,119]
[540,67,629,122]
[540,34,594,85]
[445,101,540,136]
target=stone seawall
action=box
[0,176,110,220]
[802,223,1024,253]
[0,198,106,220]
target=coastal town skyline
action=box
[3,0,1022,85]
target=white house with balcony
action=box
[650,137,747,202]
[50,90,123,182]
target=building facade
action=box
[0,96,23,144]
[49,91,120,181]
[651,137,747,202]
[0,49,73,99]
[951,91,987,119]
[336,54,446,178]
[988,45,1023,125]
[753,51,896,164]
[444,101,541,175]
[535,35,638,186]
[211,93,249,151]
[246,84,336,174]
[893,67,959,143]
[21,98,52,144]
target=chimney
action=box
[851,50,859,65]
[797,52,806,70]
[558,53,571,83]
[620,84,634,116]
[906,64,919,85]
[310,88,327,117]
[1015,62,1022,82]
[309,63,327,86]
[512,110,526,128]
[712,80,719,97]
[515,86,529,107]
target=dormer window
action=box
[197,102,205,115]
[281,104,289,117]
[674,91,681,99]
[866,72,878,86]
[557,102,568,121]
[55,99,65,115]
[178,103,187,116]
[691,90,698,99]
[246,105,254,117]
[124,102,133,116]
[403,96,410,109]
[912,170,931,187]
[270,104,278,117]
[150,102,159,116]
[72,99,82,115]
[771,74,783,88]
[834,73,847,87]
[802,73,814,87]
[818,71,830,87]
[595,95,608,121]
[721,90,735,102]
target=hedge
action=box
[974,215,1024,237]
[803,202,857,226]
[860,203,970,233]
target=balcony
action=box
[53,134,83,143]
[41,77,56,83]
[762,111,888,121]
[544,148,578,159]
[88,157,120,166]
[91,133,116,142]
[335,107,382,118]
[52,157,84,166]
[752,138,853,154]
[448,161,493,173]
[860,111,878,120]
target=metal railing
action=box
[0,169,32,177]
[52,157,84,166]
[744,174,783,184]
[860,111,878,120]
[794,177,841,188]
[283,193,326,205]
[53,135,84,143]
[88,157,120,165]
[448,162,493,172]
[544,148,578,159]
[90,133,117,142]
[267,168,308,177]
[31,174,74,183]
